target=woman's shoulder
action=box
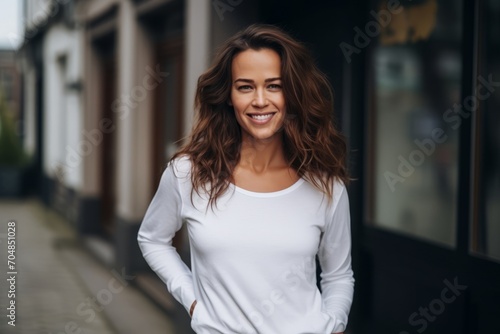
[333,178,347,196]
[303,172,347,197]
[167,154,192,179]
[328,177,348,209]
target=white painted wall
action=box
[43,22,84,190]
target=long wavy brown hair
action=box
[171,23,349,208]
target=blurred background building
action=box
[1,0,498,333]
[0,48,21,118]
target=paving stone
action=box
[0,198,176,334]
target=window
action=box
[368,0,463,247]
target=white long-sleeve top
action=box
[137,155,354,334]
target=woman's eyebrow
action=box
[233,77,282,83]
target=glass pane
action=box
[473,0,500,261]
[370,0,462,246]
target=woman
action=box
[138,24,354,334]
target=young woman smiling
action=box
[138,24,354,334]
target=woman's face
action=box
[230,48,286,144]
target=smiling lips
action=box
[247,112,276,124]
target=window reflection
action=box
[370,0,462,247]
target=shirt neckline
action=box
[230,178,305,198]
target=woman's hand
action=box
[189,300,197,318]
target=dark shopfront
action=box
[258,0,500,333]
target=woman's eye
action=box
[268,84,282,90]
[237,85,252,91]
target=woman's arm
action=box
[137,160,196,314]
[318,184,355,334]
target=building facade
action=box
[0,49,21,120]
[20,0,500,333]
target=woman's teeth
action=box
[250,113,273,120]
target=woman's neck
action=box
[238,134,286,173]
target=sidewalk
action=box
[0,198,176,334]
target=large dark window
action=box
[368,0,463,247]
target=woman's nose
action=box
[252,89,269,108]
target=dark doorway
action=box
[152,36,184,189]
[93,32,117,236]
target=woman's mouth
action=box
[247,112,276,124]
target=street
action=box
[0,198,176,334]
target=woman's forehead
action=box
[231,49,281,79]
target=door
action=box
[93,32,117,236]
[152,37,184,188]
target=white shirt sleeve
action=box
[137,160,196,313]
[317,184,355,333]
